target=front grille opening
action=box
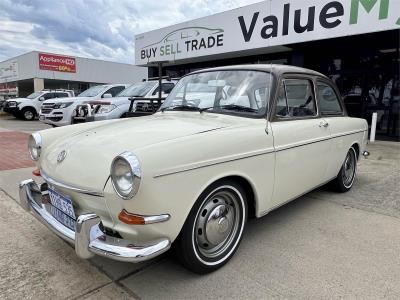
[102,225,123,238]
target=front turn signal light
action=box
[118,209,145,225]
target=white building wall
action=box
[0,51,147,84]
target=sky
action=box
[0,0,261,64]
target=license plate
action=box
[39,115,45,121]
[48,188,76,219]
[50,205,76,230]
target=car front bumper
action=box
[19,179,171,262]
[3,106,20,114]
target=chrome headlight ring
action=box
[110,151,141,200]
[28,132,42,161]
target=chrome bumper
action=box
[19,179,171,262]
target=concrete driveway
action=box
[0,116,399,299]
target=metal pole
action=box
[370,112,377,142]
[158,62,162,100]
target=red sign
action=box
[38,53,76,73]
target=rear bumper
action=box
[19,179,171,262]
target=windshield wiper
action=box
[161,105,201,112]
[201,104,259,113]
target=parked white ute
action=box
[72,80,176,124]
[3,90,74,121]
[39,84,127,127]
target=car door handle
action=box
[319,121,329,128]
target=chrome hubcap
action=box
[343,150,356,187]
[194,188,241,258]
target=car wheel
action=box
[21,108,36,121]
[332,147,357,193]
[175,180,247,274]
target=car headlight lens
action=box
[111,152,141,199]
[54,102,73,109]
[98,104,117,114]
[28,132,42,161]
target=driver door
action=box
[270,77,331,207]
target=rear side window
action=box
[152,83,175,95]
[56,93,69,98]
[42,93,55,100]
[275,79,317,118]
[317,82,343,115]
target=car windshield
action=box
[27,92,43,99]
[161,70,273,117]
[117,82,157,97]
[78,85,106,97]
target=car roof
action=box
[189,64,328,79]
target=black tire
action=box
[331,147,357,193]
[175,180,247,274]
[120,113,127,118]
[21,107,36,121]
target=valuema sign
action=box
[135,0,399,65]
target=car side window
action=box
[152,83,175,96]
[162,83,175,94]
[105,86,125,97]
[276,79,317,118]
[317,82,343,115]
[56,93,69,98]
[42,93,55,100]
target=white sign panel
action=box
[135,0,400,65]
[0,60,18,82]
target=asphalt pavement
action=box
[0,116,399,299]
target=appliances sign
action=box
[38,53,76,73]
[135,0,400,65]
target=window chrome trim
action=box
[40,169,104,197]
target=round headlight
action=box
[111,152,141,199]
[28,132,42,161]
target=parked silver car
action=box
[72,80,176,123]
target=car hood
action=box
[7,98,30,103]
[40,112,245,191]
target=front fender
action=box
[104,149,275,244]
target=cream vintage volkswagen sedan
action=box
[20,65,368,274]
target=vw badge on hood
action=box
[57,150,67,163]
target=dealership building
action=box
[0,51,146,98]
[135,0,399,140]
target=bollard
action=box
[370,112,377,142]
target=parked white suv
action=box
[39,84,127,127]
[3,90,74,120]
[72,80,176,124]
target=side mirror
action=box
[39,97,45,101]
[103,93,112,98]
